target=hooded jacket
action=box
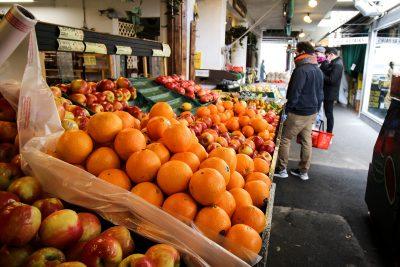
[321,57,344,101]
[286,53,324,116]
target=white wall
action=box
[0,0,160,34]
[195,0,227,70]
[260,41,288,73]
[231,37,247,69]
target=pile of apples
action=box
[155,75,218,103]
[58,77,138,114]
[0,180,180,267]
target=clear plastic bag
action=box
[0,31,262,267]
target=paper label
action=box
[351,64,356,71]
[162,43,171,57]
[152,49,164,57]
[58,26,84,41]
[85,42,107,54]
[115,46,132,55]
[57,39,85,52]
[195,69,209,77]
[83,55,97,66]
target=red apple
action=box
[216,136,228,147]
[121,88,132,101]
[220,132,231,141]
[56,102,66,120]
[86,94,98,106]
[69,94,87,106]
[0,191,19,209]
[264,140,275,154]
[7,176,42,204]
[80,235,123,267]
[25,247,65,267]
[78,212,101,242]
[124,106,142,118]
[0,121,17,143]
[58,83,70,94]
[64,110,75,120]
[96,79,115,92]
[70,79,88,94]
[102,91,115,103]
[11,154,21,169]
[0,98,16,122]
[255,151,272,162]
[116,77,131,89]
[243,139,255,150]
[200,132,214,147]
[0,245,33,267]
[62,119,79,131]
[0,202,41,246]
[102,102,114,112]
[201,117,213,128]
[39,209,83,249]
[197,121,208,132]
[113,101,124,111]
[66,241,87,261]
[119,254,145,267]
[58,262,87,267]
[114,89,124,102]
[33,197,64,219]
[88,81,97,93]
[76,116,90,130]
[252,136,264,150]
[0,162,22,190]
[101,226,134,257]
[93,92,106,102]
[132,256,155,267]
[229,139,241,152]
[145,244,180,267]
[50,86,62,98]
[121,100,129,109]
[71,106,88,117]
[88,103,104,114]
[239,144,254,157]
[207,142,222,152]
[203,129,218,140]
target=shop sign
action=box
[115,46,132,55]
[58,26,84,41]
[162,43,171,57]
[377,37,400,45]
[85,42,107,54]
[329,37,368,47]
[57,39,85,52]
[83,55,97,66]
[152,49,164,57]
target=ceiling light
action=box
[308,0,318,8]
[0,0,34,2]
[304,13,312,23]
[299,30,306,38]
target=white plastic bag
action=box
[0,30,261,266]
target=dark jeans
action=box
[324,100,334,133]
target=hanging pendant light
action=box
[299,30,306,38]
[308,0,318,8]
[303,13,312,23]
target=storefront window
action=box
[366,23,400,121]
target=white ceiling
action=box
[246,0,346,41]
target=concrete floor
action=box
[268,105,384,267]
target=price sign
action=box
[57,39,85,52]
[115,45,132,55]
[195,69,209,77]
[83,55,97,66]
[58,26,84,41]
[85,42,107,54]
[162,43,171,57]
[152,49,164,57]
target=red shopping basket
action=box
[297,121,333,150]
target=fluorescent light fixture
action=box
[318,10,359,28]
[337,0,352,2]
[308,0,318,8]
[0,0,34,2]
[303,13,312,23]
[299,30,306,38]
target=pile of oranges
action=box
[54,102,272,261]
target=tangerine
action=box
[194,206,231,242]
[147,143,170,164]
[56,130,93,164]
[98,169,131,190]
[162,123,193,153]
[86,147,120,176]
[114,111,136,129]
[238,115,251,127]
[146,116,171,141]
[157,160,193,195]
[126,149,161,183]
[170,152,200,172]
[246,172,271,186]
[114,128,146,160]
[253,158,270,175]
[224,224,262,260]
[189,168,226,205]
[199,157,230,185]
[244,180,270,208]
[208,147,237,172]
[149,102,174,120]
[229,188,253,207]
[232,205,266,233]
[188,142,208,162]
[227,171,245,190]
[196,106,211,117]
[162,193,198,222]
[242,126,254,138]
[215,191,236,217]
[131,182,164,207]
[236,154,255,176]
[87,112,123,143]
[226,117,240,132]
[251,118,268,133]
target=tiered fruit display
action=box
[180,99,280,161]
[155,75,218,103]
[51,101,273,262]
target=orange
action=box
[188,142,208,162]
[227,171,245,190]
[147,143,170,164]
[238,115,251,127]
[216,123,228,134]
[224,224,262,260]
[244,180,270,208]
[216,104,225,113]
[126,149,161,183]
[156,160,193,195]
[199,157,230,185]
[251,118,269,133]
[210,114,221,124]
[219,113,228,123]
[223,101,233,110]
[245,109,256,118]
[86,147,120,176]
[140,116,149,129]
[229,188,253,207]
[133,117,141,130]
[226,117,240,132]
[98,169,131,190]
[169,118,180,125]
[215,191,236,217]
[149,102,174,120]
[246,172,271,186]
[131,182,164,207]
[232,205,266,233]
[114,111,136,129]
[258,130,270,141]
[161,123,193,153]
[170,152,200,172]
[189,168,226,206]
[56,130,93,164]
[162,193,198,222]
[253,158,270,174]
[242,126,254,138]
[146,116,171,141]
[208,147,237,172]
[236,154,254,176]
[87,112,123,143]
[208,104,218,114]
[194,206,231,242]
[233,102,246,116]
[196,106,211,117]
[114,128,146,160]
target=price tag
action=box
[85,42,107,54]
[58,26,84,41]
[351,63,356,71]
[115,46,132,55]
[152,49,164,57]
[57,39,85,52]
[83,55,97,66]
[195,69,209,77]
[162,43,171,57]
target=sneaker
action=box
[290,169,309,181]
[274,169,289,178]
